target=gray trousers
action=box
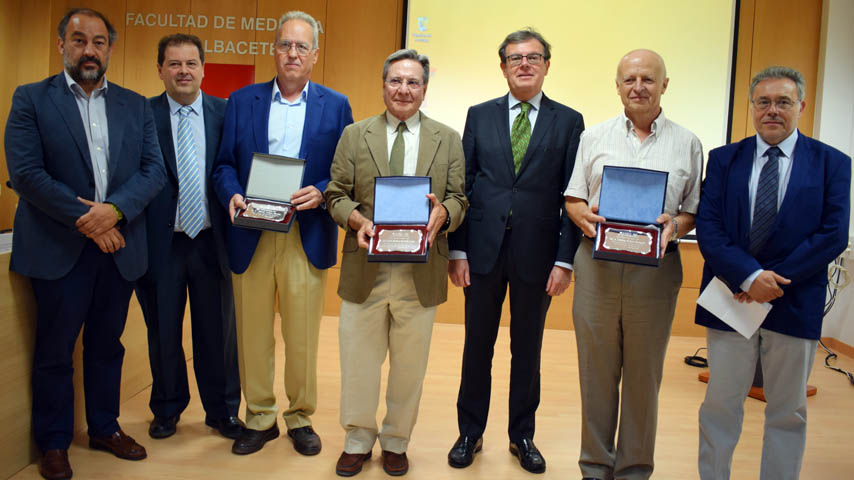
[572,238,683,480]
[698,327,817,480]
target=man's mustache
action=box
[77,56,102,68]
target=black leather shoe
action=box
[509,438,546,474]
[287,425,322,455]
[231,423,279,455]
[148,415,179,439]
[582,478,603,480]
[447,435,482,468]
[205,416,245,440]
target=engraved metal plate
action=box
[243,202,290,222]
[376,229,423,253]
[602,228,652,254]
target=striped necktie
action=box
[749,146,781,255]
[176,105,203,239]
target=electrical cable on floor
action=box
[684,347,708,368]
[821,253,853,386]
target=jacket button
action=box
[167,222,173,228]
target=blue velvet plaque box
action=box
[368,176,432,263]
[233,153,306,233]
[594,166,668,266]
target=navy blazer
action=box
[212,80,353,273]
[695,133,851,339]
[142,92,229,281]
[448,93,584,283]
[5,74,166,281]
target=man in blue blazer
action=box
[134,34,242,442]
[212,11,353,456]
[446,28,583,474]
[4,8,166,479]
[695,66,851,480]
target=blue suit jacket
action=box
[5,74,166,281]
[448,93,584,283]
[142,92,229,281]
[212,80,353,273]
[695,132,851,339]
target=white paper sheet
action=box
[696,276,771,339]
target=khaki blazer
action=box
[325,112,467,307]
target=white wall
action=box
[816,0,854,345]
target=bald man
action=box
[564,49,703,480]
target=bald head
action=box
[616,49,669,123]
[617,49,667,81]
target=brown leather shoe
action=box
[381,450,409,476]
[89,429,147,460]
[336,450,372,477]
[39,449,72,480]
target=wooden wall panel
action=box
[0,0,22,232]
[123,0,191,96]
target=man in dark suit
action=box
[446,28,583,474]
[134,33,242,442]
[4,8,165,480]
[212,10,353,456]
[695,66,850,480]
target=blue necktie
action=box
[176,105,203,239]
[749,146,781,255]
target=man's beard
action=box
[64,54,108,86]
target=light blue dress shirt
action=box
[64,70,110,202]
[268,79,309,159]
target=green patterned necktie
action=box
[511,101,532,173]
[389,122,406,176]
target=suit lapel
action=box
[776,131,810,229]
[733,137,756,245]
[518,94,554,177]
[365,115,389,176]
[252,80,274,154]
[47,75,93,177]
[153,93,178,183]
[300,82,325,160]
[105,82,126,185]
[415,112,440,177]
[202,93,221,177]
[493,96,516,177]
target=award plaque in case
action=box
[368,176,431,263]
[593,166,668,267]
[233,153,306,233]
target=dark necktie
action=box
[389,122,406,176]
[749,146,782,255]
[511,102,531,174]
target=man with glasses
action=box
[326,48,466,477]
[212,10,353,456]
[447,28,584,474]
[695,66,850,480]
[564,49,703,480]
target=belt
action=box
[583,235,678,254]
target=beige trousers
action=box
[232,224,327,431]
[572,238,682,480]
[338,262,437,454]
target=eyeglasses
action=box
[752,98,797,111]
[386,77,423,90]
[275,40,313,56]
[505,53,544,67]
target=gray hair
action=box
[276,10,320,49]
[382,49,430,85]
[750,66,805,101]
[498,28,551,63]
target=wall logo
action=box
[417,16,428,32]
[413,16,431,43]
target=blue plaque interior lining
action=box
[597,166,668,225]
[373,176,431,224]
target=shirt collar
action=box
[621,109,666,136]
[167,91,204,116]
[385,110,421,131]
[63,69,108,97]
[272,79,309,105]
[508,91,543,111]
[756,129,798,159]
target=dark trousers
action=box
[134,229,240,421]
[30,242,133,451]
[456,229,551,442]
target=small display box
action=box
[368,176,431,263]
[233,153,306,233]
[593,166,668,267]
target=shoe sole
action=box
[447,442,482,468]
[88,439,147,461]
[509,444,545,474]
[335,452,372,477]
[231,429,279,455]
[382,464,409,476]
